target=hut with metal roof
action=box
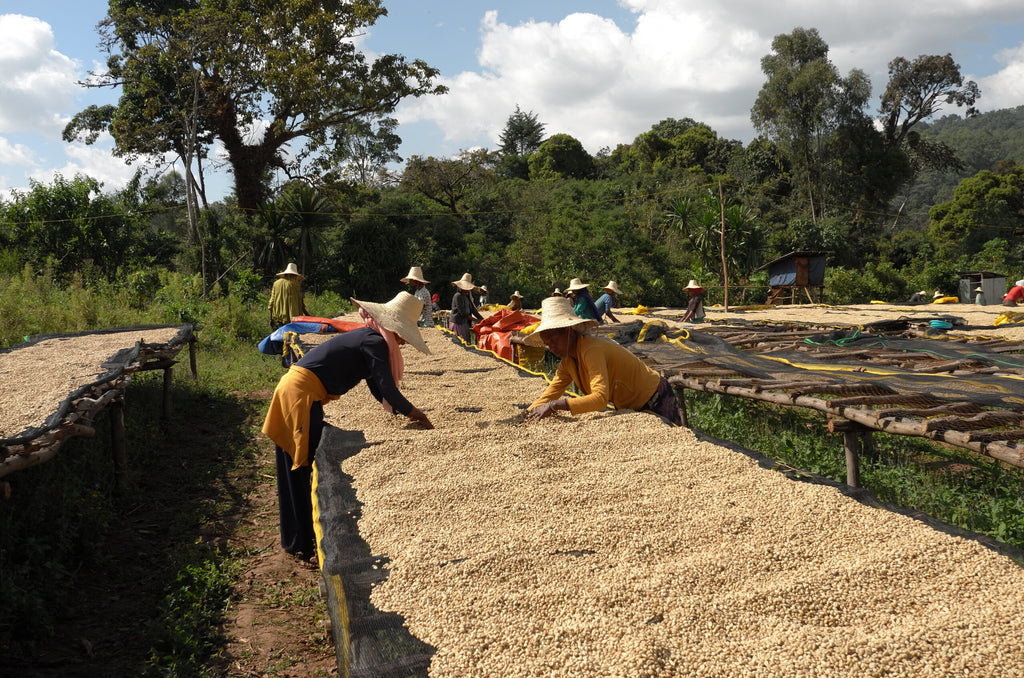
[758,251,830,305]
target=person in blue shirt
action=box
[593,280,621,323]
[565,277,601,322]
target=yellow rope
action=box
[282,331,303,360]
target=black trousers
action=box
[275,400,324,557]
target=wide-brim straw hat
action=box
[684,279,703,291]
[524,296,599,347]
[351,292,431,354]
[602,280,622,296]
[452,272,476,291]
[401,266,429,284]
[974,286,984,293]
[480,285,489,293]
[510,290,523,299]
[552,288,563,296]
[917,291,926,297]
[566,277,589,291]
[276,262,305,279]
[1016,279,1024,288]
[933,290,944,299]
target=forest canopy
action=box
[5,22,1023,310]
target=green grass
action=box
[686,392,1024,550]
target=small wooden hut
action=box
[759,251,830,305]
[957,271,1006,305]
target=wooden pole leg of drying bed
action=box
[110,395,127,493]
[135,358,178,420]
[672,383,688,428]
[829,417,871,488]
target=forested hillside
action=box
[896,105,1024,234]
[3,14,1024,313]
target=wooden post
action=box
[828,417,870,488]
[718,180,729,312]
[672,385,688,428]
[843,430,861,488]
[110,395,127,493]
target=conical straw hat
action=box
[566,277,588,291]
[401,266,429,284]
[523,296,598,347]
[452,273,477,291]
[351,292,431,354]
[276,262,305,279]
[602,280,622,295]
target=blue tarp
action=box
[257,322,335,355]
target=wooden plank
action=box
[672,375,1024,469]
[792,383,893,397]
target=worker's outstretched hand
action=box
[526,398,567,423]
[408,407,434,429]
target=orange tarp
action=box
[473,310,540,361]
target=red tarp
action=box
[290,316,366,334]
[473,310,540,361]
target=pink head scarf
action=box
[358,307,404,413]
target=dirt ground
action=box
[4,386,338,678]
[215,459,338,678]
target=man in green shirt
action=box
[269,262,307,329]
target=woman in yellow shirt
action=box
[524,296,680,425]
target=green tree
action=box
[880,54,979,150]
[499,106,545,179]
[879,54,980,227]
[65,0,446,212]
[0,174,153,281]
[664,191,762,287]
[401,150,500,214]
[280,184,336,276]
[928,166,1024,259]
[528,134,595,180]
[751,27,870,221]
[314,117,403,188]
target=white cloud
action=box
[395,0,1024,158]
[0,14,80,136]
[0,136,37,166]
[977,43,1024,111]
[27,142,136,190]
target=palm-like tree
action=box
[281,185,335,275]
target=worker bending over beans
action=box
[525,296,681,426]
[262,292,433,560]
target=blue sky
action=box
[2,0,1024,202]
